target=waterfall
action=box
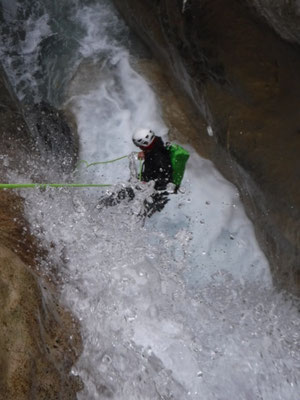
[0,1,299,399]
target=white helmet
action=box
[132,128,155,147]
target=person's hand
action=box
[138,151,145,160]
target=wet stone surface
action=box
[0,243,83,400]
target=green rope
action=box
[0,153,144,190]
[77,154,129,169]
[139,159,143,181]
[0,183,112,190]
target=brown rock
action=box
[0,177,82,400]
[0,244,82,400]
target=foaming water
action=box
[22,183,299,400]
[2,0,299,399]
[0,0,82,103]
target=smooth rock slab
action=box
[0,244,82,400]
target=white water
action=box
[1,1,299,399]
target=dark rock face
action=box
[248,0,300,45]
[112,0,300,294]
[0,64,37,179]
[0,65,78,181]
[24,101,79,175]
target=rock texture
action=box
[24,101,79,175]
[0,190,83,400]
[112,0,300,294]
[0,65,82,398]
[0,64,78,180]
[0,64,37,180]
[0,243,82,400]
[249,0,300,45]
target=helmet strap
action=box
[139,137,157,151]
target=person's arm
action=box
[138,151,145,160]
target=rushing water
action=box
[0,1,299,399]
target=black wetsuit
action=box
[141,136,172,190]
[139,136,173,217]
[97,137,172,218]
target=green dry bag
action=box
[167,143,190,187]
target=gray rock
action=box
[0,64,78,181]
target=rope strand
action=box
[0,183,112,189]
[76,154,131,169]
[0,153,142,189]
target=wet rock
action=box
[0,190,41,267]
[24,101,79,175]
[0,65,78,180]
[0,142,82,400]
[0,185,83,399]
[0,64,38,179]
[0,244,82,400]
[112,0,300,295]
[248,0,300,45]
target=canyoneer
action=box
[98,128,189,217]
[132,128,189,216]
[133,128,190,192]
[132,128,173,191]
